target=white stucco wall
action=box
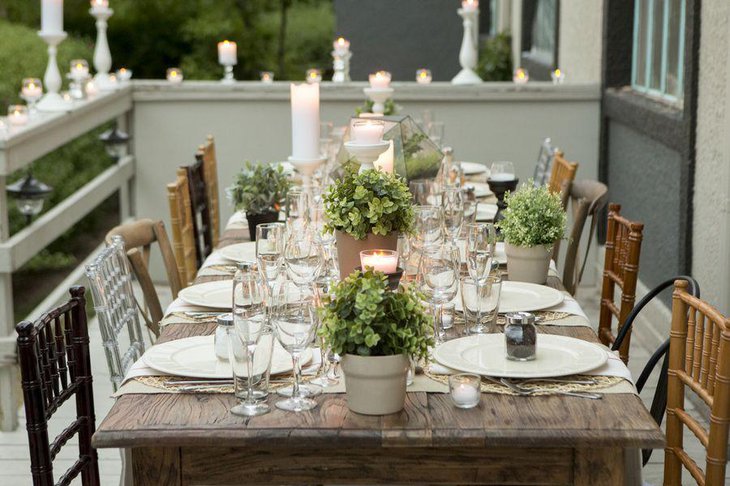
[558,0,604,84]
[693,1,730,314]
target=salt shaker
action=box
[504,312,537,361]
[214,313,234,360]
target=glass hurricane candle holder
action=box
[85,80,99,97]
[8,105,29,126]
[551,68,565,84]
[369,70,392,89]
[260,71,274,83]
[69,59,90,82]
[116,67,132,82]
[449,374,480,408]
[20,78,43,114]
[416,69,432,84]
[350,119,385,144]
[306,68,322,84]
[513,68,529,84]
[359,250,398,274]
[333,37,350,56]
[166,67,183,84]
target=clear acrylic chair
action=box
[85,235,146,392]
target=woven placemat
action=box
[133,375,318,394]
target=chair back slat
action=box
[85,237,146,391]
[16,286,100,486]
[167,171,198,286]
[182,160,214,267]
[665,280,730,485]
[598,203,644,363]
[547,151,578,208]
[200,135,220,246]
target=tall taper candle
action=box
[290,83,320,160]
[41,0,64,33]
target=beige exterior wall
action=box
[558,0,604,84]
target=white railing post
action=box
[0,171,18,431]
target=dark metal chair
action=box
[611,275,700,466]
[16,286,100,486]
[182,157,214,268]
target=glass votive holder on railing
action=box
[306,68,322,84]
[69,59,90,82]
[116,67,133,82]
[260,71,274,83]
[166,67,183,84]
[416,68,432,84]
[449,373,481,409]
[8,105,29,126]
[20,78,43,114]
[551,68,565,85]
[513,67,529,84]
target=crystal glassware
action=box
[228,323,274,405]
[413,205,443,250]
[20,78,43,115]
[286,186,311,233]
[284,226,323,287]
[465,223,496,284]
[460,275,501,334]
[255,222,286,290]
[489,161,516,182]
[442,187,464,243]
[409,179,433,205]
[416,242,460,343]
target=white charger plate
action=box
[178,280,233,309]
[218,241,257,263]
[433,334,607,378]
[454,281,564,314]
[476,204,498,221]
[142,335,312,379]
[459,161,488,175]
[464,182,493,198]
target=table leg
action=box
[132,447,181,485]
[574,447,625,485]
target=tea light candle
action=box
[166,67,183,84]
[90,0,110,13]
[369,70,391,89]
[217,40,237,65]
[8,105,29,126]
[85,80,99,97]
[449,374,480,408]
[70,59,89,80]
[61,91,72,102]
[21,79,43,99]
[360,250,398,274]
[290,82,321,160]
[416,69,432,84]
[351,120,385,144]
[551,68,565,84]
[513,68,529,84]
[333,37,350,56]
[260,71,274,83]
[116,67,132,82]
[461,0,479,12]
[306,68,322,84]
[41,0,64,34]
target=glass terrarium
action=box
[334,115,443,182]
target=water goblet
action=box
[285,226,324,287]
[442,187,464,243]
[286,186,311,232]
[417,242,460,343]
[460,275,501,334]
[256,222,285,289]
[413,205,443,250]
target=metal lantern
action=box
[99,126,130,159]
[6,171,53,224]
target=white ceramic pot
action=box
[340,354,409,415]
[505,243,553,284]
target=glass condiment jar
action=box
[504,312,537,361]
[214,313,234,360]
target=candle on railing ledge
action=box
[306,68,322,84]
[85,80,99,97]
[461,0,479,12]
[360,250,398,274]
[21,79,43,100]
[333,37,350,56]
[416,69,432,85]
[61,91,72,102]
[351,119,385,144]
[260,71,274,83]
[107,73,118,85]
[116,67,132,82]
[41,0,64,34]
[8,105,29,126]
[369,70,391,89]
[217,40,237,65]
[166,67,183,84]
[290,82,321,160]
[449,374,480,408]
[513,68,529,84]
[90,0,110,13]
[551,68,565,84]
[70,59,90,81]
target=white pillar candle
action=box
[8,105,29,126]
[333,37,350,56]
[90,0,110,13]
[369,71,391,89]
[217,40,237,65]
[360,250,398,274]
[461,0,478,12]
[290,82,320,160]
[351,120,384,144]
[374,140,394,174]
[41,0,64,34]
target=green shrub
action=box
[477,32,513,82]
[226,162,290,215]
[497,182,566,247]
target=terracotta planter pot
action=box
[341,354,409,415]
[335,231,398,280]
[505,243,553,284]
[245,211,279,241]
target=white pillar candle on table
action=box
[22,79,43,99]
[290,82,321,160]
[8,105,29,126]
[461,0,478,12]
[368,71,391,89]
[41,0,64,33]
[360,250,398,274]
[351,120,384,144]
[374,140,394,174]
[90,0,110,13]
[217,40,237,65]
[333,37,350,56]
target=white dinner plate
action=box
[459,161,488,175]
[178,280,234,309]
[142,335,312,379]
[433,334,608,378]
[454,281,564,314]
[464,182,493,198]
[218,241,257,263]
[476,204,498,221]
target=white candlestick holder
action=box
[90,7,116,90]
[332,51,352,83]
[221,64,235,84]
[451,8,482,85]
[344,141,390,173]
[363,87,394,116]
[287,155,327,186]
[36,31,71,112]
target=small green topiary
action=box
[497,182,567,247]
[226,161,291,215]
[319,269,434,358]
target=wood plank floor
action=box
[1,285,726,485]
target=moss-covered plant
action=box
[227,161,290,215]
[497,182,566,247]
[319,270,433,358]
[323,167,414,240]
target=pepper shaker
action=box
[504,312,537,361]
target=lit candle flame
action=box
[554,68,561,76]
[337,37,346,46]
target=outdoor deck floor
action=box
[0,285,724,485]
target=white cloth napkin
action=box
[165,297,221,315]
[226,212,248,230]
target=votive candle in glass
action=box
[21,78,43,100]
[461,0,479,12]
[85,80,99,97]
[551,68,565,84]
[449,374,480,408]
[217,40,237,65]
[70,59,90,81]
[166,67,183,84]
[369,70,391,89]
[333,37,350,56]
[116,67,132,82]
[416,69,432,84]
[306,68,322,84]
[360,250,398,274]
[513,68,529,84]
[260,71,274,83]
[351,120,385,144]
[8,105,29,126]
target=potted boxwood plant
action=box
[497,182,566,284]
[227,162,290,241]
[323,167,414,279]
[319,269,433,415]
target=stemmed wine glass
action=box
[270,280,321,412]
[465,223,497,334]
[284,225,324,288]
[256,222,285,290]
[417,242,460,343]
[413,205,443,250]
[286,186,311,233]
[442,187,464,243]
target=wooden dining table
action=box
[92,225,664,485]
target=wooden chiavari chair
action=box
[16,286,100,486]
[547,151,578,209]
[598,203,644,363]
[199,135,220,247]
[182,160,214,267]
[664,280,730,485]
[167,171,198,287]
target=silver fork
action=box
[499,377,602,400]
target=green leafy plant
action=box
[227,162,290,215]
[497,182,566,247]
[355,98,399,116]
[323,168,414,239]
[477,32,513,82]
[319,270,434,358]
